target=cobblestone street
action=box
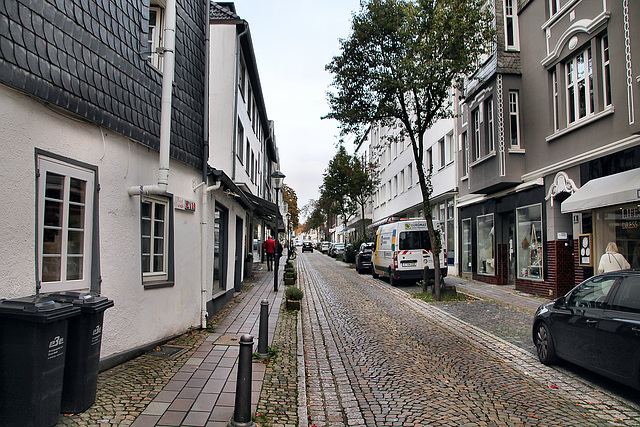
[298,252,640,426]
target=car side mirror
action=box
[554,296,566,308]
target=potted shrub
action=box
[285,286,303,310]
[284,269,297,285]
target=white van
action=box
[372,218,447,285]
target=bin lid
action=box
[0,295,80,323]
[44,291,114,313]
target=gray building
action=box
[457,0,639,297]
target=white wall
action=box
[0,85,204,359]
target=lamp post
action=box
[271,170,285,292]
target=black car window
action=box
[399,231,431,251]
[567,276,618,309]
[609,276,640,314]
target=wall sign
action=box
[175,196,196,212]
[579,233,592,266]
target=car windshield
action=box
[398,231,431,251]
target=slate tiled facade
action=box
[0,0,206,169]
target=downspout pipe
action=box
[199,0,213,330]
[197,181,222,328]
[128,0,177,196]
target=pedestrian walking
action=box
[264,235,275,271]
[598,241,630,273]
[276,238,283,268]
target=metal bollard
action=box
[257,300,269,357]
[228,334,256,427]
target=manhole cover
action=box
[147,345,186,358]
[213,334,242,346]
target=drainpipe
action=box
[231,20,249,181]
[196,181,222,328]
[198,0,213,329]
[128,0,177,196]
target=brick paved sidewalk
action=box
[55,260,299,427]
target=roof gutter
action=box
[128,0,176,196]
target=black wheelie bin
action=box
[0,295,80,427]
[45,291,114,414]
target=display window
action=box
[477,214,495,275]
[517,204,543,280]
[595,204,640,269]
[462,218,472,273]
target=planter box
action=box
[286,299,301,310]
[284,276,296,286]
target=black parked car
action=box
[301,241,313,253]
[532,270,640,389]
[355,242,375,273]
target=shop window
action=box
[214,205,228,292]
[595,204,640,269]
[37,156,96,292]
[446,200,455,265]
[517,204,543,280]
[462,218,472,273]
[477,214,495,275]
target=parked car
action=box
[532,270,640,390]
[302,241,313,253]
[321,241,331,253]
[329,243,345,258]
[355,242,375,273]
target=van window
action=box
[399,231,431,251]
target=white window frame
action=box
[37,156,94,292]
[566,47,594,124]
[472,108,481,160]
[148,4,165,70]
[485,98,495,153]
[549,0,560,16]
[509,91,521,147]
[141,196,169,283]
[552,68,559,131]
[503,0,520,51]
[439,137,446,168]
[602,34,611,107]
[446,132,454,165]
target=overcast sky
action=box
[231,0,363,217]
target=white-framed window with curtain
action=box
[485,98,495,153]
[566,46,594,124]
[602,34,611,107]
[504,0,519,50]
[509,91,521,147]
[148,3,165,70]
[141,196,169,282]
[37,156,95,291]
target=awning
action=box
[561,168,640,213]
[244,191,281,226]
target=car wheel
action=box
[534,322,558,365]
[389,269,397,286]
[372,266,379,279]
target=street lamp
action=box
[271,170,285,292]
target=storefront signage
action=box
[175,196,196,212]
[579,233,592,266]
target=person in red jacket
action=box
[263,236,275,271]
